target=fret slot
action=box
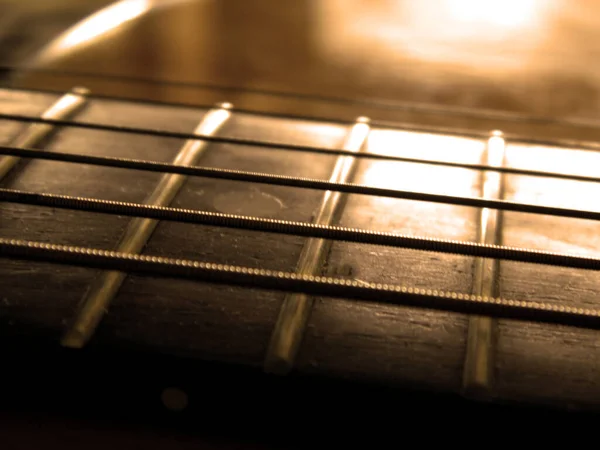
[4,111,600,177]
[0,87,89,181]
[2,237,600,331]
[264,117,370,374]
[0,186,598,271]
[462,131,506,398]
[60,103,232,349]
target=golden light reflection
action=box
[505,143,600,213]
[486,132,505,168]
[346,118,371,152]
[443,0,539,29]
[503,142,600,257]
[480,131,505,237]
[318,0,556,72]
[359,129,483,209]
[506,144,600,178]
[58,0,150,51]
[200,103,232,136]
[367,129,485,164]
[36,0,195,65]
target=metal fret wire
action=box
[0,187,599,271]
[462,131,506,397]
[61,103,233,349]
[265,117,370,375]
[3,237,600,331]
[1,112,600,184]
[0,87,89,180]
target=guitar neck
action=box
[1,86,600,415]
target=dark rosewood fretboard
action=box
[1,86,600,414]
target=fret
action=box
[1,186,599,271]
[264,117,370,374]
[462,131,506,397]
[493,141,600,406]
[61,102,232,348]
[0,87,88,180]
[3,237,600,332]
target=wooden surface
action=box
[1,88,600,414]
[11,0,600,143]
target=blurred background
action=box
[2,0,600,129]
[0,0,111,71]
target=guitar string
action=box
[0,88,89,180]
[6,84,600,155]
[1,143,598,185]
[264,117,370,374]
[1,170,598,222]
[61,103,233,349]
[0,187,598,271]
[2,88,599,344]
[2,237,600,331]
[1,111,490,163]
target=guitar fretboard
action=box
[1,86,599,409]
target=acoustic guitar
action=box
[1,0,600,438]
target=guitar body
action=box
[2,0,600,437]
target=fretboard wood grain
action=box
[1,88,600,412]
